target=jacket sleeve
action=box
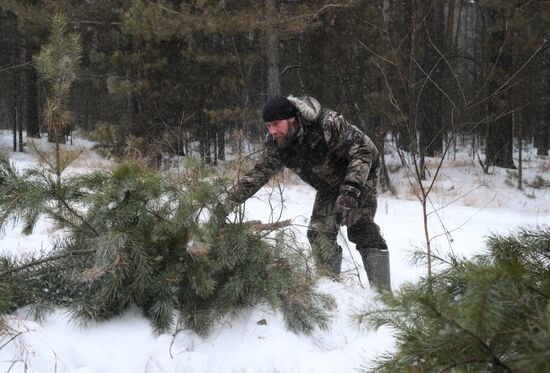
[227,144,284,204]
[321,111,379,197]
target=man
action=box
[226,95,391,291]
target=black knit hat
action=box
[262,95,297,122]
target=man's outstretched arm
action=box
[227,145,284,204]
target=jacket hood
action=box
[287,96,321,122]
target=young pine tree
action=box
[358,226,550,372]
[33,13,82,180]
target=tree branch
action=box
[241,219,292,232]
[0,249,94,278]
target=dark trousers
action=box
[307,185,387,275]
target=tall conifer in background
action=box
[33,13,82,180]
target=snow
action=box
[1,133,549,372]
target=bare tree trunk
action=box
[446,0,455,52]
[18,106,23,151]
[535,53,549,156]
[18,33,25,151]
[26,39,41,138]
[536,95,549,155]
[486,115,515,169]
[408,0,419,169]
[265,0,281,98]
[379,139,396,195]
[204,126,212,164]
[453,0,464,52]
[213,129,218,165]
[12,23,19,152]
[517,113,523,190]
[419,0,444,160]
[217,125,225,162]
[185,131,189,156]
[12,103,17,152]
[484,8,515,169]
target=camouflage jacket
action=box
[229,96,379,204]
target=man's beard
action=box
[275,134,291,148]
[275,122,299,149]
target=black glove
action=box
[335,190,359,227]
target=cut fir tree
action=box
[0,156,333,336]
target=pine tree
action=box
[30,13,83,189]
[34,13,82,145]
[0,155,332,336]
[358,226,550,372]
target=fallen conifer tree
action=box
[0,156,332,336]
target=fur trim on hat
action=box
[287,96,321,122]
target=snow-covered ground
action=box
[0,132,549,372]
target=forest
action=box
[1,2,550,372]
[0,0,548,187]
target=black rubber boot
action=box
[361,247,392,292]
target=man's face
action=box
[265,117,296,148]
